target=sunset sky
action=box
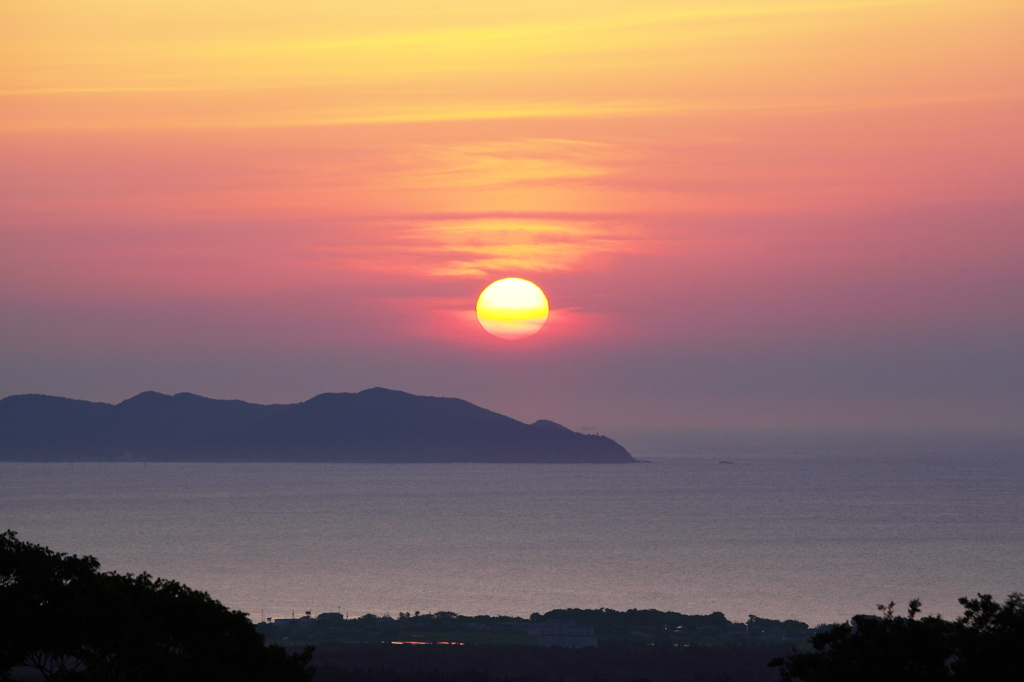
[2,0,1022,429]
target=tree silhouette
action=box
[770,595,1024,682]
[0,530,314,682]
[951,592,1024,681]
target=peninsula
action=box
[0,388,636,463]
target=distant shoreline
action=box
[0,388,637,464]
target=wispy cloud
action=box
[309,216,643,279]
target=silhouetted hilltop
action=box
[0,388,635,463]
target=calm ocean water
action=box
[2,430,1022,627]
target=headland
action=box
[0,387,635,463]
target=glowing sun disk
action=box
[476,278,549,340]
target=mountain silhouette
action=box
[0,388,635,463]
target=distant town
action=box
[256,608,825,648]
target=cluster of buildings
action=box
[263,613,598,648]
[527,620,598,648]
[673,621,805,641]
[467,619,597,648]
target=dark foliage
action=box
[952,593,1024,681]
[0,530,314,682]
[534,608,732,637]
[769,595,1024,682]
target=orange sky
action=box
[1,0,1022,428]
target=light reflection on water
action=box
[1,435,1022,626]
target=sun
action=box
[476,278,549,340]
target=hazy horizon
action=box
[8,386,1024,435]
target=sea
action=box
[2,429,1022,628]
